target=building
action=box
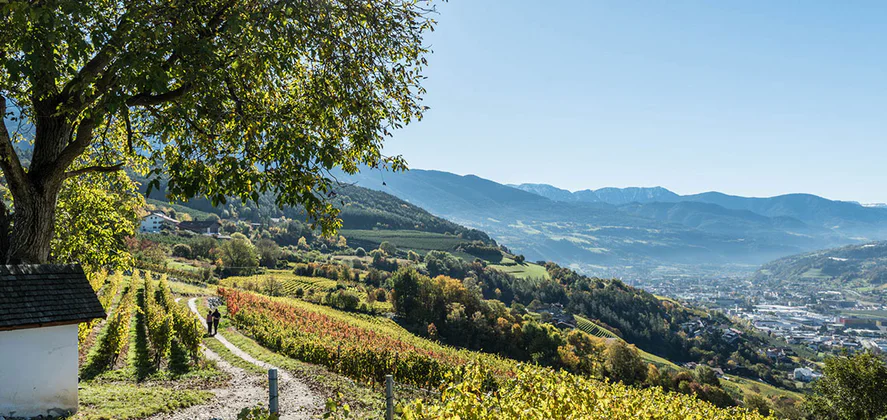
[178,219,222,235]
[139,212,180,233]
[0,265,106,417]
[793,367,821,383]
[839,316,879,329]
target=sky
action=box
[382,1,887,203]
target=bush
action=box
[326,290,360,312]
[172,243,192,258]
[355,247,366,257]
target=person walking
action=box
[205,311,213,336]
[212,308,221,336]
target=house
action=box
[178,219,222,235]
[139,212,180,233]
[793,367,821,383]
[0,265,106,418]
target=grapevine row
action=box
[80,279,136,380]
[221,288,474,388]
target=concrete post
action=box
[269,368,279,414]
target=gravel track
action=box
[148,298,323,419]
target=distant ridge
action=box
[336,167,887,272]
[514,183,887,236]
[511,184,678,205]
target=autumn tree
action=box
[0,0,437,263]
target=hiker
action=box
[205,311,213,336]
[212,308,221,336]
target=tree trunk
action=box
[5,112,72,264]
[6,178,62,264]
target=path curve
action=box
[187,297,322,418]
[149,298,322,420]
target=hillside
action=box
[752,241,887,289]
[135,174,493,244]
[336,168,867,273]
[130,177,806,416]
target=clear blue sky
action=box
[383,1,887,203]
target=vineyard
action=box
[340,229,469,253]
[222,270,338,294]
[221,289,770,419]
[220,288,513,388]
[80,270,205,381]
[575,314,620,339]
[400,363,770,419]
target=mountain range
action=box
[336,168,887,276]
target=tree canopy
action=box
[806,352,887,420]
[0,0,438,263]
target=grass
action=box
[340,229,469,253]
[488,261,551,279]
[169,279,215,296]
[75,383,212,420]
[146,198,217,221]
[167,259,203,273]
[720,374,805,401]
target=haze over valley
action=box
[338,167,887,279]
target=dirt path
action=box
[149,298,322,419]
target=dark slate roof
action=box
[0,264,106,330]
[179,220,220,230]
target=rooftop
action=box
[0,264,106,331]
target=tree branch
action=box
[61,10,134,108]
[51,117,97,182]
[64,163,125,179]
[0,96,30,198]
[125,83,192,107]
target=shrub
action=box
[172,243,193,258]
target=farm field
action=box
[340,229,469,253]
[720,374,805,402]
[220,269,394,313]
[488,261,551,279]
[574,314,679,369]
[575,314,620,339]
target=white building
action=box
[0,265,106,417]
[793,367,820,383]
[139,212,180,233]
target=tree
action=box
[0,0,437,263]
[391,268,422,319]
[379,241,398,256]
[806,352,887,420]
[172,244,192,258]
[219,236,258,275]
[744,394,771,417]
[255,238,281,268]
[602,340,647,386]
[190,236,217,259]
[51,171,143,271]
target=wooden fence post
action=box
[385,374,394,420]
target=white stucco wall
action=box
[0,324,79,417]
